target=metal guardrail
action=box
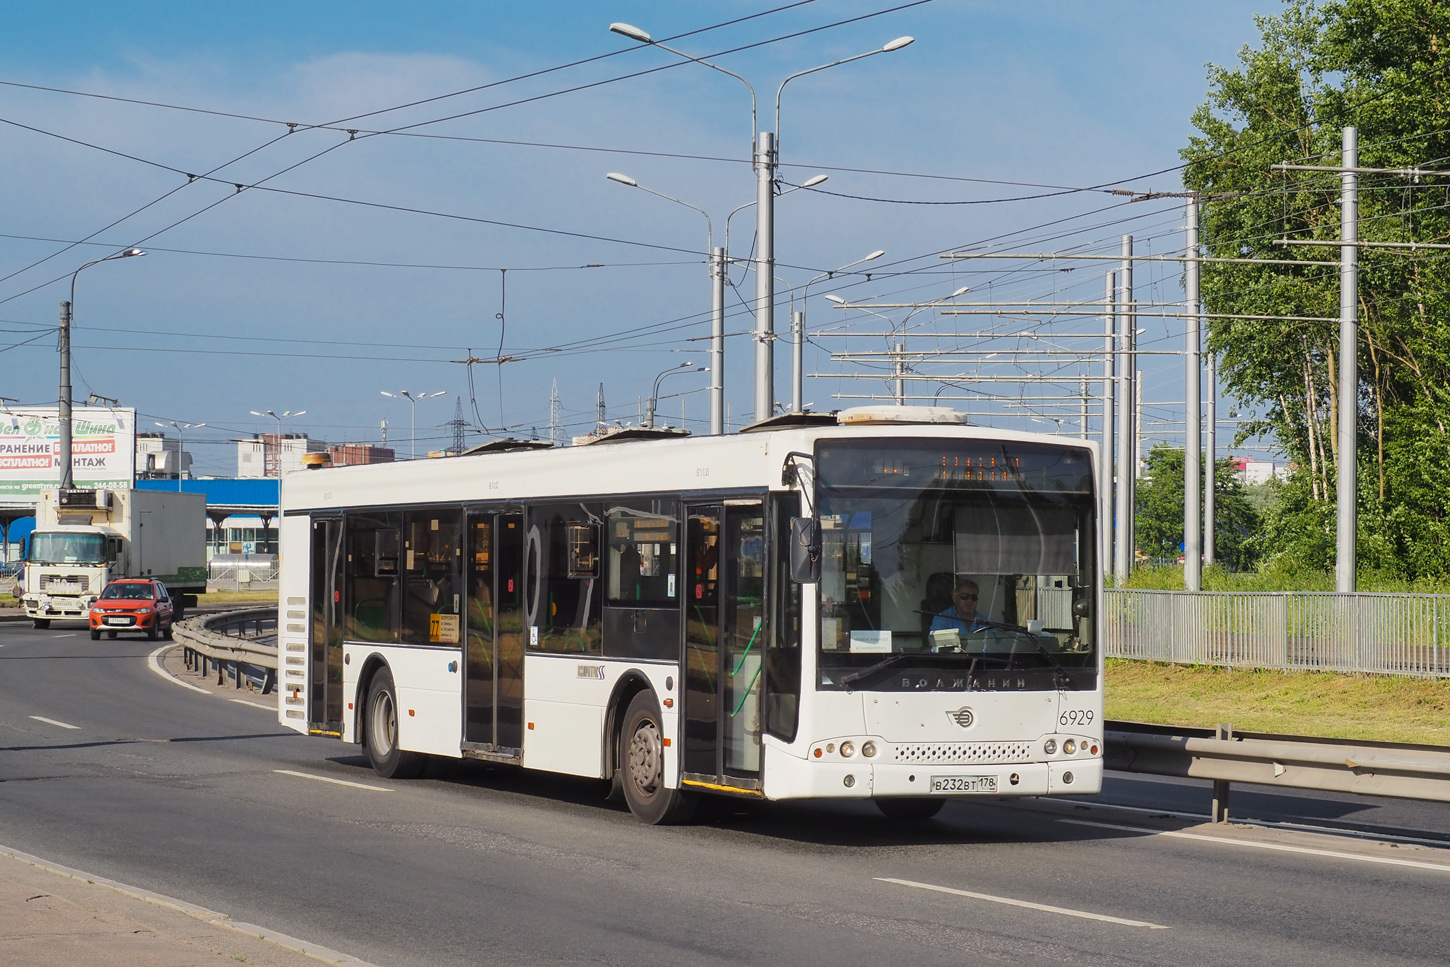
[1106,720,1450,821]
[1105,589,1450,677]
[172,607,278,695]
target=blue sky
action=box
[0,1,1275,474]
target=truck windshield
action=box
[815,440,1097,692]
[28,532,107,565]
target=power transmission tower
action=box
[447,396,468,456]
[549,379,562,447]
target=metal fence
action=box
[206,561,279,592]
[1105,589,1450,677]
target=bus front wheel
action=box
[619,691,694,825]
[364,668,425,780]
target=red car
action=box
[89,578,175,641]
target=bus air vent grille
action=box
[892,742,1033,764]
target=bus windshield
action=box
[815,440,1096,691]
[28,531,108,565]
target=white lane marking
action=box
[1050,796,1450,849]
[1061,819,1450,873]
[29,715,80,730]
[274,769,393,792]
[54,633,78,638]
[147,644,209,694]
[876,877,1169,929]
[231,698,275,711]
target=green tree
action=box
[1134,444,1262,571]
[1180,0,1450,578]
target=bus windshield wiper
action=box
[838,652,911,687]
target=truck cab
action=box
[20,524,121,626]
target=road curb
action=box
[0,844,380,967]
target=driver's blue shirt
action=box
[930,607,989,634]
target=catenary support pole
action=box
[711,246,725,434]
[1101,271,1116,581]
[58,301,73,489]
[1115,236,1134,582]
[894,341,905,404]
[791,310,804,413]
[1337,126,1358,593]
[1184,197,1202,591]
[754,132,776,423]
[1205,353,1217,566]
[58,303,73,492]
[1079,376,1089,439]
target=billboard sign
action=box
[0,406,137,500]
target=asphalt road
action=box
[2,619,1448,967]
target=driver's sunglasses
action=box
[955,592,978,600]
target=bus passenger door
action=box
[308,517,345,735]
[464,511,524,758]
[682,501,765,789]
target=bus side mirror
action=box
[1072,598,1090,618]
[789,518,820,584]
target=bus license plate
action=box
[930,775,996,794]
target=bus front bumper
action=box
[763,750,1103,801]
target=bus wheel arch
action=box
[603,672,653,795]
[356,656,425,780]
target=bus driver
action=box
[929,578,989,637]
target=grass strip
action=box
[1106,659,1450,746]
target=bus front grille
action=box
[892,742,1033,765]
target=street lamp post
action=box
[606,173,728,435]
[645,362,704,429]
[380,391,446,460]
[248,409,307,477]
[59,248,145,489]
[609,22,912,422]
[155,421,205,490]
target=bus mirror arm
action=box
[789,518,821,584]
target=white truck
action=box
[18,488,207,629]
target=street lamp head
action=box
[609,22,652,43]
[155,422,168,429]
[606,172,638,187]
[825,294,848,304]
[380,391,396,399]
[427,392,447,399]
[293,410,307,417]
[864,250,886,262]
[801,174,829,188]
[882,36,915,52]
[950,286,970,298]
[121,248,146,258]
[249,411,264,417]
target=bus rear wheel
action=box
[875,798,945,821]
[619,691,693,825]
[364,668,425,780]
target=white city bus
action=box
[276,407,1103,823]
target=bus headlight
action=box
[861,741,877,758]
[1064,739,1077,754]
[840,741,855,758]
[1044,739,1057,755]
